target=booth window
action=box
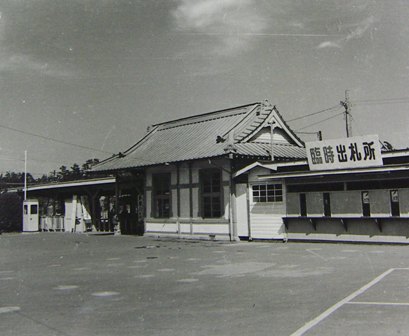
[152,173,171,218]
[252,184,283,203]
[30,204,38,215]
[200,169,222,218]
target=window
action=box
[252,184,283,203]
[30,204,38,215]
[152,173,171,218]
[200,169,222,218]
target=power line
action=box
[349,114,363,137]
[294,131,320,135]
[352,96,409,103]
[0,123,115,155]
[353,100,409,106]
[296,112,345,131]
[286,105,341,123]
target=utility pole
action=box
[24,150,27,201]
[268,121,275,161]
[340,90,352,138]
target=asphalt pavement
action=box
[1,233,409,335]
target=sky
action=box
[1,0,409,177]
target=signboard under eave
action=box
[306,135,383,171]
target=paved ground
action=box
[1,233,409,335]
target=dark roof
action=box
[92,102,306,172]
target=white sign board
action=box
[306,135,383,171]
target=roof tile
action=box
[92,102,306,172]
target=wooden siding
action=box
[248,179,286,239]
[249,203,286,239]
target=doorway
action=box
[119,189,144,235]
[323,193,331,217]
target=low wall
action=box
[145,218,230,240]
[285,217,409,243]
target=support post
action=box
[115,175,121,235]
[189,162,193,235]
[176,163,181,236]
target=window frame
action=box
[252,183,283,203]
[199,168,223,218]
[152,173,172,218]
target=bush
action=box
[0,192,22,232]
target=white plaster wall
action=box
[64,198,74,232]
[236,183,249,237]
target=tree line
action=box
[0,158,101,191]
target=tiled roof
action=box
[234,143,306,159]
[92,102,306,172]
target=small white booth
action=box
[23,200,39,232]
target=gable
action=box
[247,126,298,145]
[235,105,304,147]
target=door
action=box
[323,193,331,217]
[299,193,307,217]
[119,190,144,235]
[390,190,400,217]
[361,191,370,217]
[23,200,39,232]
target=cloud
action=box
[345,16,375,41]
[317,15,375,50]
[0,53,75,78]
[317,41,342,49]
[172,0,268,56]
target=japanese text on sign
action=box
[306,135,383,170]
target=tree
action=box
[70,163,82,180]
[57,165,70,181]
[82,158,100,171]
[0,192,22,232]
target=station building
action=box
[237,138,409,243]
[90,100,305,240]
[24,100,409,244]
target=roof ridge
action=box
[158,110,249,131]
[233,101,273,143]
[218,104,261,139]
[240,142,300,146]
[151,102,259,128]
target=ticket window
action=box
[362,191,370,217]
[390,190,400,217]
